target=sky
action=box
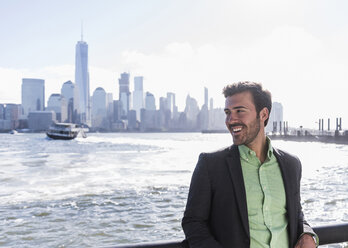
[1,0,348,129]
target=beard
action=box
[231,117,261,146]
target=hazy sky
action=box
[1,0,348,128]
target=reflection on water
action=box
[0,133,347,247]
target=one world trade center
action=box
[75,33,91,126]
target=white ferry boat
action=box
[46,123,87,140]
[9,130,18,135]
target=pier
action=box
[268,118,348,145]
[269,130,348,145]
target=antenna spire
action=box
[81,20,83,41]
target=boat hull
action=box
[46,132,77,140]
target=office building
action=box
[91,87,107,128]
[75,38,91,126]
[28,111,56,131]
[159,97,167,112]
[46,94,67,122]
[184,95,200,129]
[21,78,45,118]
[113,100,123,123]
[184,95,200,121]
[204,87,208,108]
[106,93,114,128]
[210,98,214,110]
[0,104,4,120]
[127,110,137,130]
[199,88,209,130]
[119,72,130,119]
[267,102,284,133]
[145,92,156,111]
[4,104,21,130]
[140,108,157,131]
[133,76,144,121]
[61,80,78,123]
[167,92,176,118]
[209,108,226,130]
[0,104,10,130]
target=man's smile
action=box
[229,124,245,134]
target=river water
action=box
[0,133,347,247]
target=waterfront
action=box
[0,133,347,247]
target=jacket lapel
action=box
[273,148,296,245]
[225,145,250,238]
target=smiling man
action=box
[182,82,318,248]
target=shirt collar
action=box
[238,136,274,161]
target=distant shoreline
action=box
[4,129,348,145]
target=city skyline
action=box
[1,0,348,128]
[0,66,229,131]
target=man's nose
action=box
[226,113,237,123]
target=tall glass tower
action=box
[133,76,144,121]
[75,35,91,126]
[21,78,45,118]
[118,72,130,119]
[61,81,78,123]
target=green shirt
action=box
[239,139,289,248]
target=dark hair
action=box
[223,81,272,126]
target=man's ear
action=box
[260,107,269,124]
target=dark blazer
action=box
[182,145,314,248]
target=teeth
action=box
[233,127,242,132]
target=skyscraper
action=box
[106,93,114,127]
[46,94,67,123]
[145,92,156,111]
[204,87,208,108]
[210,98,214,110]
[167,92,176,118]
[266,102,283,133]
[75,36,90,126]
[21,78,45,118]
[0,104,4,120]
[91,87,107,128]
[4,104,21,130]
[61,80,77,123]
[159,97,167,112]
[200,87,209,130]
[118,72,130,119]
[133,76,144,121]
[184,95,200,123]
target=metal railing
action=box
[314,223,348,245]
[114,223,348,248]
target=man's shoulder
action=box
[199,145,236,162]
[196,146,234,173]
[273,147,301,164]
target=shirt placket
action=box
[259,163,274,246]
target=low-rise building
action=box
[28,111,56,131]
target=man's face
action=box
[224,91,263,146]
